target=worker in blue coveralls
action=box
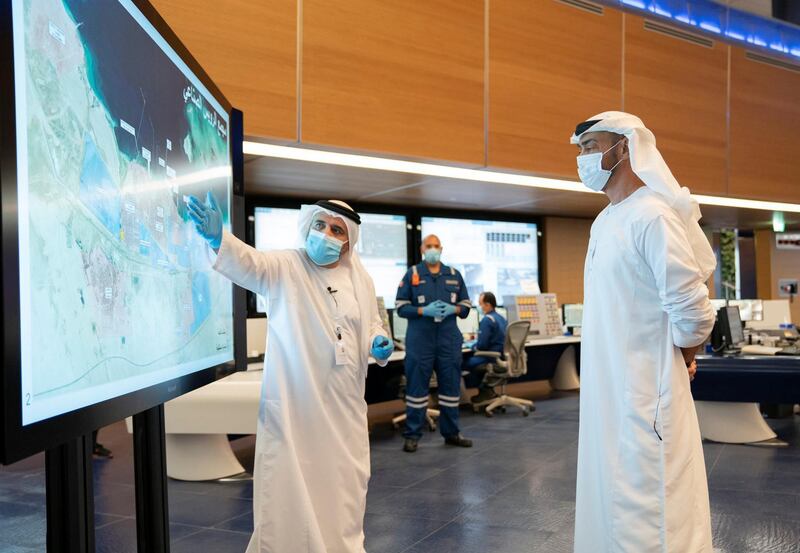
[463,291,508,404]
[395,234,474,453]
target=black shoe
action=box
[470,388,498,404]
[444,434,473,448]
[403,438,418,453]
[93,443,114,458]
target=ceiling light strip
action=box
[243,142,800,214]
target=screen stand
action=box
[133,405,170,553]
[45,433,95,553]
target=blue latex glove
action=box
[371,336,394,361]
[421,300,446,318]
[186,192,223,249]
[439,303,457,318]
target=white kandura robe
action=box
[575,187,716,553]
[212,231,388,553]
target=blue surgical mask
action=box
[423,248,441,265]
[576,139,624,192]
[305,229,345,266]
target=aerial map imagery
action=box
[13,0,234,424]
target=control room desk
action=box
[154,336,580,480]
[364,336,581,404]
[693,355,800,446]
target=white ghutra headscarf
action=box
[571,111,716,281]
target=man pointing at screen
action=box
[187,194,393,553]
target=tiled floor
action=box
[2,393,799,552]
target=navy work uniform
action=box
[395,262,472,440]
[464,309,508,371]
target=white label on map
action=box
[166,139,172,151]
[156,206,164,218]
[125,203,135,214]
[158,157,165,167]
[155,222,164,233]
[120,119,136,136]
[141,147,151,162]
[48,22,66,45]
[104,287,113,300]
[166,166,176,178]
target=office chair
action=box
[392,372,440,432]
[472,320,534,417]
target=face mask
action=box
[305,229,345,266]
[423,248,441,265]
[576,139,624,192]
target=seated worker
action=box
[463,292,507,403]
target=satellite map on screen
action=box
[13,0,233,424]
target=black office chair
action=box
[472,320,534,417]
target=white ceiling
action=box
[243,154,800,230]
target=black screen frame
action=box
[1,0,243,464]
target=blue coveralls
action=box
[464,310,508,372]
[396,262,472,440]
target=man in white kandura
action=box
[571,112,717,553]
[186,196,394,553]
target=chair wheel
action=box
[428,423,437,432]
[485,410,493,418]
[522,408,530,417]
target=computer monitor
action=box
[726,306,745,345]
[457,308,479,337]
[712,305,744,351]
[563,304,583,327]
[420,216,539,303]
[391,310,408,342]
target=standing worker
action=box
[186,196,394,553]
[463,291,507,404]
[570,112,716,553]
[395,234,474,453]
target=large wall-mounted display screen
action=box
[2,0,237,461]
[253,207,408,309]
[420,217,539,303]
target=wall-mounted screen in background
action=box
[253,207,408,309]
[420,217,539,304]
[2,0,237,462]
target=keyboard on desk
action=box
[741,344,800,356]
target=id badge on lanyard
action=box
[335,324,347,366]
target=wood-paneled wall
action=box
[730,47,800,203]
[754,230,800,324]
[153,0,800,204]
[488,1,622,177]
[623,15,728,195]
[302,0,485,164]
[542,216,593,305]
[152,0,297,140]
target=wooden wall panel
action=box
[543,217,593,305]
[302,1,485,164]
[152,0,297,140]
[624,15,728,195]
[488,0,622,178]
[730,47,800,203]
